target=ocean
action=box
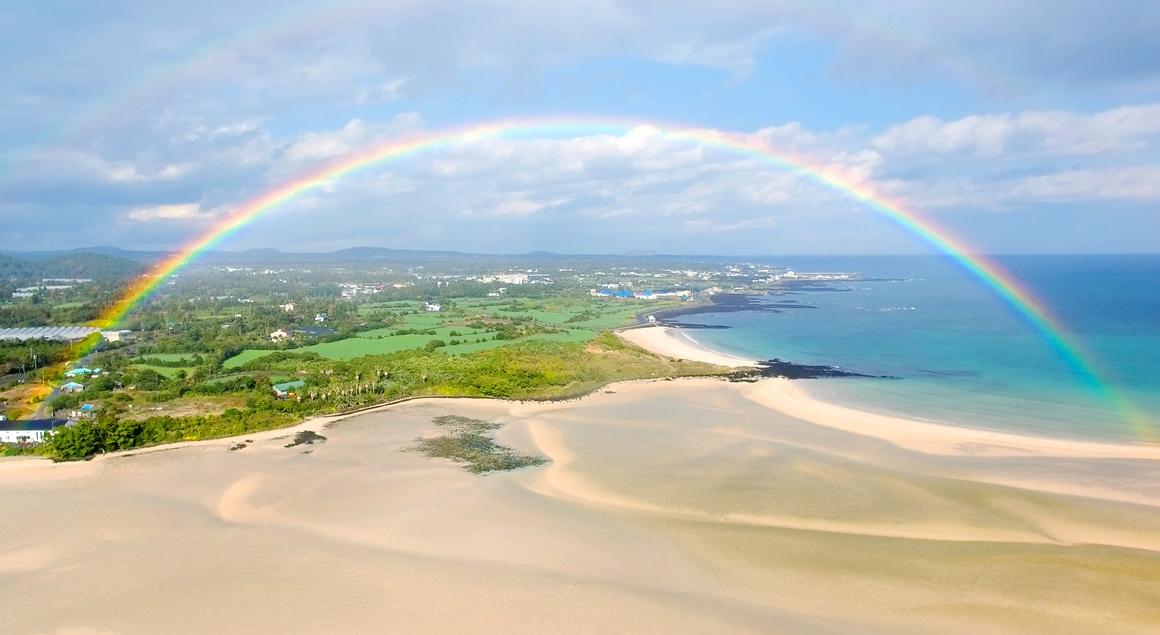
[684,255,1160,442]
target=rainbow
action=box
[87,117,1150,436]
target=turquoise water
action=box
[689,255,1160,442]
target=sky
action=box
[1,0,1158,255]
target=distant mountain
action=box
[40,253,148,279]
[2,245,723,270]
[6,246,167,264]
[0,252,33,280]
[0,251,146,282]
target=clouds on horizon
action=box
[1,1,1158,254]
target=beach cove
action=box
[4,334,1160,633]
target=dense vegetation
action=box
[0,338,76,375]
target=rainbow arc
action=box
[83,117,1151,438]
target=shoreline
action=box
[617,324,1160,457]
[617,324,757,368]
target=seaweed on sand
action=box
[409,415,547,474]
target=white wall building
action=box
[0,419,69,444]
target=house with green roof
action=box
[272,380,306,399]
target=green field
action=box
[223,326,597,367]
[130,364,189,378]
[136,353,201,363]
[204,372,296,385]
[223,297,664,368]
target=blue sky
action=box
[1,0,1158,255]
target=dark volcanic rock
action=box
[729,359,899,381]
[284,430,327,448]
[642,293,788,325]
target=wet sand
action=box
[3,379,1160,634]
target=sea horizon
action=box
[664,254,1160,443]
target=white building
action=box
[0,419,69,444]
[280,302,296,313]
[495,273,529,285]
[101,329,132,342]
[424,302,442,312]
[270,328,291,342]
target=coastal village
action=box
[0,249,862,454]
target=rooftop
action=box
[0,418,69,432]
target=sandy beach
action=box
[618,325,758,367]
[4,372,1160,634]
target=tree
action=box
[44,423,104,461]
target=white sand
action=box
[4,380,1160,633]
[746,377,1160,460]
[618,325,757,367]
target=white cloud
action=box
[7,100,1159,253]
[281,113,424,164]
[872,104,1160,158]
[125,203,210,222]
[680,215,779,233]
[357,77,410,103]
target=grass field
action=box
[136,353,201,363]
[224,297,672,368]
[202,372,296,386]
[130,364,191,378]
[119,395,248,421]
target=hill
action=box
[0,252,146,283]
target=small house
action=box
[0,418,69,444]
[71,403,97,420]
[425,302,442,312]
[272,380,306,399]
[64,367,93,378]
[61,381,85,394]
[270,328,291,342]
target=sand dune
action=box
[3,380,1160,634]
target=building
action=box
[494,273,529,285]
[424,302,442,312]
[315,313,327,324]
[60,381,85,394]
[64,367,94,378]
[272,380,306,399]
[101,329,133,342]
[280,302,296,313]
[0,326,101,342]
[0,418,69,444]
[270,329,290,342]
[70,404,97,420]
